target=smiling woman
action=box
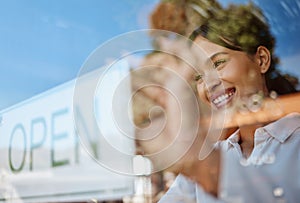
[158,2,300,203]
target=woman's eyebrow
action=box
[209,52,229,60]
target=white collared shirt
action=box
[159,113,300,203]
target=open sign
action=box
[0,61,135,202]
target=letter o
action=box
[9,124,27,172]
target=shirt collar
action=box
[222,113,300,149]
[263,112,300,143]
[220,129,240,150]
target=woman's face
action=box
[194,36,269,112]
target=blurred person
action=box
[158,3,300,203]
[149,0,222,37]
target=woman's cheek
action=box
[219,62,243,82]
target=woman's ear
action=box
[255,46,271,74]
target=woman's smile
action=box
[209,87,236,109]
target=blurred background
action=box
[0,0,158,110]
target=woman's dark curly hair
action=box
[189,3,297,95]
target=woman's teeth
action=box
[212,91,234,106]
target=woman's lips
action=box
[210,87,236,109]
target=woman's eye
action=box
[194,74,203,83]
[213,59,228,69]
